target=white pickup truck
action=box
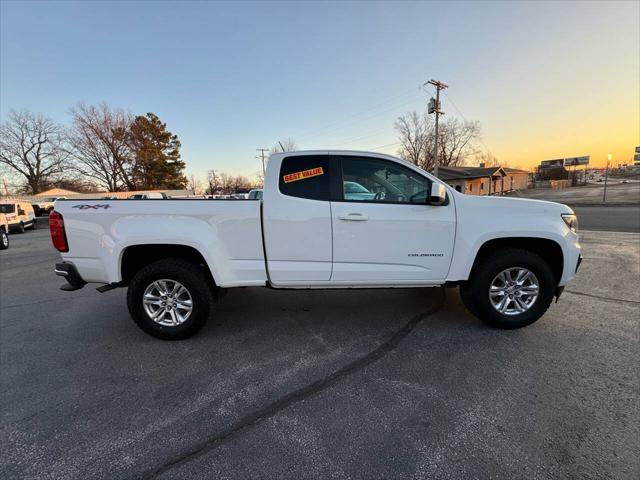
[50,151,582,339]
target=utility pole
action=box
[425,79,448,178]
[602,154,611,203]
[207,169,218,197]
[256,148,269,178]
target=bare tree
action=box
[395,112,482,170]
[394,112,432,170]
[270,138,298,154]
[0,110,69,194]
[474,151,501,167]
[254,169,264,187]
[187,174,203,195]
[67,103,133,191]
[437,118,481,167]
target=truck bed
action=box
[55,199,267,287]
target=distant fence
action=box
[0,190,192,203]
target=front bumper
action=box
[55,262,87,291]
[576,254,583,272]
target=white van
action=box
[0,200,37,233]
[0,213,9,249]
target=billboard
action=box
[540,159,564,168]
[563,156,590,167]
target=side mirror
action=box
[18,208,25,215]
[428,183,447,205]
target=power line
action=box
[369,141,401,150]
[442,90,495,160]
[301,94,424,150]
[293,85,423,142]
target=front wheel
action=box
[127,258,213,340]
[17,222,25,234]
[0,230,8,250]
[459,248,556,329]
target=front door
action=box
[330,155,456,283]
[262,154,333,284]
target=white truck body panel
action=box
[57,200,266,287]
[54,150,581,290]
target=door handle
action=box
[338,213,369,221]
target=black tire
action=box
[17,222,25,234]
[127,258,213,340]
[459,248,556,329]
[0,230,8,250]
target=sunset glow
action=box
[1,1,638,175]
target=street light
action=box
[603,153,612,203]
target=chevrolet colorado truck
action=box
[50,151,582,339]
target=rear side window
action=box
[279,155,330,201]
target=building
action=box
[436,165,529,196]
[35,188,80,197]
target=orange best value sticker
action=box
[283,166,324,183]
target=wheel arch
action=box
[119,244,217,287]
[467,237,564,286]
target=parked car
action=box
[128,192,168,199]
[247,189,263,200]
[343,181,377,201]
[32,196,66,216]
[50,150,582,340]
[0,200,37,233]
[0,213,9,249]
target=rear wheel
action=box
[459,248,556,329]
[0,230,8,250]
[127,258,213,340]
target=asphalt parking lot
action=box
[1,227,639,479]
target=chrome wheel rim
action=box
[489,267,539,316]
[1,233,7,247]
[143,279,193,326]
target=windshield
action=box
[344,181,371,194]
[0,204,16,214]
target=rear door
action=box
[330,155,456,283]
[262,154,334,284]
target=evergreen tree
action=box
[127,113,187,189]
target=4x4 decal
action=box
[72,204,111,210]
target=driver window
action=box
[341,157,430,204]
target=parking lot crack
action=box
[139,287,446,479]
[565,289,640,305]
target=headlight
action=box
[561,213,578,232]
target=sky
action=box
[1,0,638,181]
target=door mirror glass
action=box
[429,183,447,205]
[18,208,26,215]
